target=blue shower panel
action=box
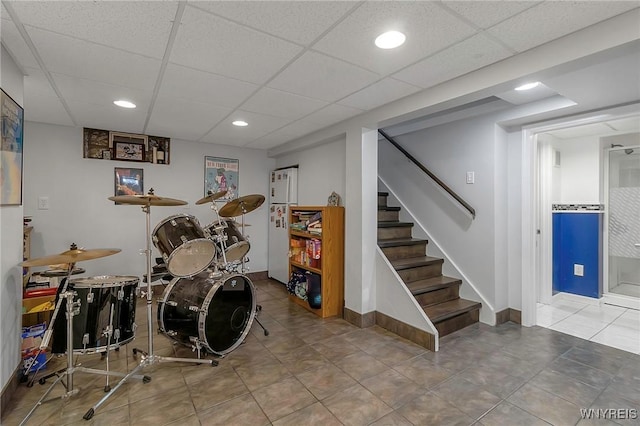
[552,212,602,298]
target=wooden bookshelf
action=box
[288,206,344,318]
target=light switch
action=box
[38,196,50,210]
[466,171,475,184]
[574,264,584,277]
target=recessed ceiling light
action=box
[375,31,406,49]
[114,100,136,108]
[232,120,248,127]
[515,82,540,91]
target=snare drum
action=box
[51,276,138,354]
[153,214,217,277]
[158,272,256,356]
[205,220,250,264]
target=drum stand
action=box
[20,285,148,425]
[82,202,217,420]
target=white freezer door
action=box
[270,168,298,204]
[268,204,290,283]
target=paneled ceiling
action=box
[1,1,638,150]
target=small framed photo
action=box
[114,141,145,161]
[102,150,111,160]
[114,167,143,203]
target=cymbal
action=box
[22,248,121,267]
[40,267,86,277]
[218,194,265,218]
[109,194,187,206]
[195,190,228,205]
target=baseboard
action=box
[247,270,268,282]
[375,311,436,351]
[496,308,522,325]
[1,364,20,419]
[553,292,601,306]
[343,307,375,328]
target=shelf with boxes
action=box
[287,206,344,318]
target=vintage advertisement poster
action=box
[204,156,238,202]
[1,89,24,205]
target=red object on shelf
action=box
[24,288,58,298]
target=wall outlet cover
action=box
[574,264,584,277]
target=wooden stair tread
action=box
[391,256,443,270]
[378,221,413,228]
[378,206,401,211]
[406,276,462,295]
[378,238,427,248]
[423,299,481,323]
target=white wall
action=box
[274,138,346,206]
[1,45,25,399]
[23,122,275,280]
[552,136,601,203]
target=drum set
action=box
[19,190,266,423]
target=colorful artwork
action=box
[114,167,143,204]
[1,89,24,205]
[204,156,238,202]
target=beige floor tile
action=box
[198,394,269,426]
[252,376,317,422]
[322,383,393,426]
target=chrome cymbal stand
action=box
[83,201,217,420]
[20,289,147,425]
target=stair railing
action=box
[378,129,476,220]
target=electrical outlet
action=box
[466,171,475,184]
[38,196,50,210]
[574,264,584,277]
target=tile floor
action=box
[537,296,640,355]
[3,279,640,426]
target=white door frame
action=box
[520,104,640,327]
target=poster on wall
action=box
[1,88,24,206]
[114,167,143,204]
[204,156,238,202]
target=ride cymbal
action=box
[109,194,187,206]
[195,190,228,205]
[22,248,121,267]
[218,194,265,217]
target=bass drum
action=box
[52,276,138,354]
[158,273,256,356]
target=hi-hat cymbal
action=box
[22,248,121,267]
[218,194,265,217]
[195,190,228,205]
[109,194,187,206]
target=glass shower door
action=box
[607,145,640,299]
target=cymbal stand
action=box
[20,290,147,425]
[83,201,217,420]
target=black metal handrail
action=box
[378,129,476,219]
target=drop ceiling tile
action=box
[66,99,147,134]
[7,1,177,59]
[160,63,258,109]
[189,1,355,46]
[338,78,421,111]
[170,6,302,84]
[52,73,152,109]
[241,88,328,120]
[268,51,379,103]
[487,1,640,53]
[147,96,232,142]
[23,67,73,126]
[245,128,307,150]
[441,1,541,29]
[312,1,476,75]
[201,110,291,146]
[0,15,40,69]
[27,27,162,91]
[393,33,513,89]
[303,103,364,128]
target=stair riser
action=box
[378,226,412,240]
[397,263,442,282]
[382,244,426,260]
[378,210,399,222]
[414,286,459,307]
[434,309,480,337]
[378,195,387,207]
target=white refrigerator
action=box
[268,167,298,283]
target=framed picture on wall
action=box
[1,88,24,206]
[114,167,143,204]
[114,141,145,161]
[204,156,239,202]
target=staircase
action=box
[378,191,481,338]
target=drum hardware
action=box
[83,190,217,421]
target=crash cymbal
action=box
[195,190,228,205]
[109,194,187,206]
[22,248,121,267]
[218,194,265,217]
